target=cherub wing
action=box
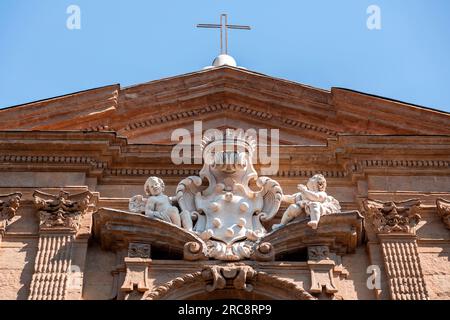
[257,177,283,222]
[129,195,147,213]
[176,176,203,213]
[325,196,341,213]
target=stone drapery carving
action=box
[33,190,94,232]
[363,199,422,234]
[175,129,282,261]
[0,192,22,241]
[273,174,341,230]
[129,176,191,229]
[436,198,450,229]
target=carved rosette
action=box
[0,192,22,239]
[33,190,93,233]
[363,199,422,234]
[436,198,450,229]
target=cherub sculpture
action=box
[272,174,341,230]
[129,176,191,229]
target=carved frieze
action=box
[363,199,422,234]
[436,198,450,229]
[33,190,94,233]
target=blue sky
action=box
[0,0,449,112]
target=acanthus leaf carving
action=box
[363,199,421,234]
[436,198,450,229]
[0,192,22,238]
[33,190,94,233]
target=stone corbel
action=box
[0,192,22,242]
[307,246,338,294]
[436,198,450,229]
[120,243,152,300]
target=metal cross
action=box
[197,14,251,55]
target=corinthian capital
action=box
[436,198,450,229]
[363,199,421,235]
[33,190,93,233]
[0,193,22,237]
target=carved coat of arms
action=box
[175,130,282,260]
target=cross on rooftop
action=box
[197,14,251,55]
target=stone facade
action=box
[0,66,449,300]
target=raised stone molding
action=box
[356,159,450,170]
[0,192,22,242]
[33,190,94,233]
[106,168,348,178]
[0,154,107,169]
[122,103,339,138]
[436,198,450,229]
[121,243,152,300]
[379,234,429,300]
[145,265,316,300]
[261,211,363,256]
[93,208,204,257]
[306,245,342,295]
[363,199,422,235]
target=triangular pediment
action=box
[0,66,449,142]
